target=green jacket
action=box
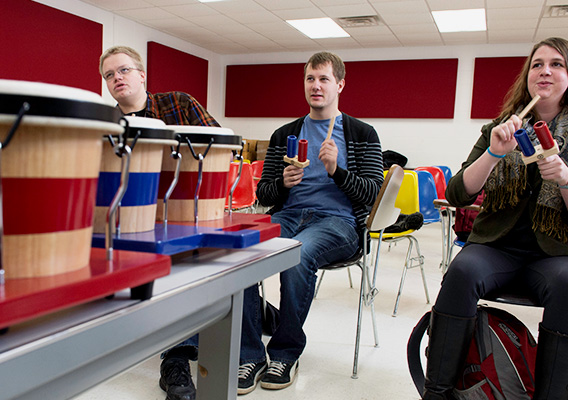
[446,121,568,256]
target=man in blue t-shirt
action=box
[238,51,383,395]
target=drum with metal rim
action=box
[94,116,177,234]
[0,79,122,279]
[158,126,242,222]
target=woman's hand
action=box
[283,164,304,188]
[537,155,568,186]
[489,115,523,156]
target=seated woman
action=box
[423,37,568,400]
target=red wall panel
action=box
[146,42,209,108]
[225,63,307,118]
[225,59,459,119]
[341,59,458,118]
[470,57,527,119]
[0,0,102,94]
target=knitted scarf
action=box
[483,106,568,243]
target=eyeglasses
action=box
[103,66,141,81]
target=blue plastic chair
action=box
[434,165,452,185]
[415,170,440,224]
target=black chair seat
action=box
[319,247,364,271]
[483,285,541,308]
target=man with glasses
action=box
[100,45,217,400]
[99,45,218,126]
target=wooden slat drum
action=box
[0,79,122,279]
[94,116,177,234]
[157,126,241,222]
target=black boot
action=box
[159,356,196,400]
[422,308,476,400]
[533,323,568,400]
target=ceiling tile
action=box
[390,23,439,35]
[320,4,378,18]
[371,1,430,14]
[253,0,316,11]
[488,29,535,42]
[270,7,327,20]
[143,16,193,29]
[114,7,177,20]
[82,0,154,11]
[311,0,370,6]
[161,3,219,18]
[229,10,282,24]
[427,0,485,11]
[441,31,487,44]
[397,32,444,45]
[487,0,545,8]
[144,0,193,6]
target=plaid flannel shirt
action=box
[144,91,219,126]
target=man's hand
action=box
[283,165,304,188]
[319,139,338,176]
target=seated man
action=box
[238,51,384,394]
[99,45,218,125]
[100,45,219,400]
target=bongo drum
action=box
[94,116,177,234]
[157,126,241,222]
[0,79,122,279]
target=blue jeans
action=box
[239,209,359,364]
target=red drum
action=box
[0,79,122,279]
[94,116,177,234]
[158,126,241,222]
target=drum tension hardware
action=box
[180,135,214,224]
[105,118,132,261]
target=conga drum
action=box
[157,126,242,222]
[94,116,177,234]
[0,79,122,279]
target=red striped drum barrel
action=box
[93,116,177,234]
[157,126,242,222]
[0,79,122,279]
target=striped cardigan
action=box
[257,113,384,241]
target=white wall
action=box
[36,0,535,173]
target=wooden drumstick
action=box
[326,115,336,140]
[518,94,540,120]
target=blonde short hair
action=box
[99,46,145,75]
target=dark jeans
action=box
[240,209,359,364]
[163,209,359,364]
[435,242,568,333]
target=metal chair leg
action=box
[352,260,366,379]
[412,236,430,304]
[314,270,325,299]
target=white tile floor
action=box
[73,223,544,400]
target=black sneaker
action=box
[159,357,196,400]
[260,360,299,390]
[237,360,267,395]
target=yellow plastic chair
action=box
[370,170,430,317]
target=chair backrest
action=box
[415,166,446,200]
[367,165,404,232]
[251,160,264,193]
[434,165,452,185]
[388,169,421,216]
[251,160,264,179]
[225,162,255,208]
[415,170,441,223]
